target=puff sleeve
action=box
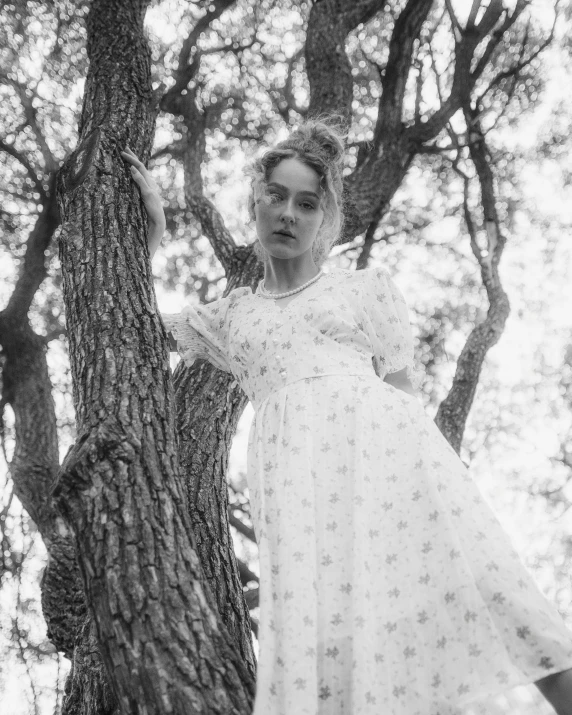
[361,266,424,390]
[160,287,250,374]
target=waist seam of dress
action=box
[254,370,379,409]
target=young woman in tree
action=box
[121,122,572,715]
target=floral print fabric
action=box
[161,266,572,715]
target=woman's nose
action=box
[280,198,295,222]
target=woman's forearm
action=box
[148,220,165,259]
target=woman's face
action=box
[254,157,325,261]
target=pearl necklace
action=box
[258,269,325,299]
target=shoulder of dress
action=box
[334,266,390,285]
[189,285,250,316]
[323,268,358,293]
[364,266,394,291]
[366,265,391,279]
[327,267,360,282]
[226,285,253,302]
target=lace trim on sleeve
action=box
[380,356,424,392]
[161,307,231,374]
[404,361,424,391]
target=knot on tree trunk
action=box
[58,128,103,206]
[62,617,118,715]
[51,418,142,522]
[40,530,88,658]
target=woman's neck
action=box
[263,257,321,293]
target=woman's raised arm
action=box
[121,145,166,259]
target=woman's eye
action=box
[267,192,282,203]
[301,202,316,210]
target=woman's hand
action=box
[121,145,166,258]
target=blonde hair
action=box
[245,116,347,268]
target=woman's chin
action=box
[263,242,296,257]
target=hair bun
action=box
[290,117,346,166]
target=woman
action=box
[122,120,572,715]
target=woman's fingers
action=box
[121,145,153,184]
[124,161,152,194]
[121,149,144,172]
[129,166,153,196]
[121,145,165,225]
[129,164,143,181]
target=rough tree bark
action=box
[52,0,255,712]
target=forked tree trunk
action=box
[53,0,255,712]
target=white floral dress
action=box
[161,266,572,715]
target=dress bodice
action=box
[161,266,423,410]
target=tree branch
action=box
[0,74,58,173]
[228,509,256,543]
[280,46,307,119]
[408,0,507,144]
[434,105,510,451]
[375,0,434,137]
[475,10,557,110]
[0,139,47,200]
[160,0,246,273]
[2,172,60,322]
[165,0,236,101]
[306,0,387,120]
[469,1,529,83]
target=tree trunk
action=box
[306,0,387,121]
[434,107,510,452]
[172,331,258,679]
[53,0,255,712]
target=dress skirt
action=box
[246,373,572,715]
